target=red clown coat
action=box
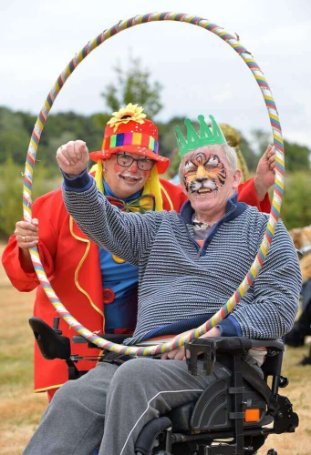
[2,177,269,394]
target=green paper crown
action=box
[176,114,227,157]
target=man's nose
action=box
[196,165,207,180]
[128,159,139,172]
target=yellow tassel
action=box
[93,161,104,193]
[143,166,163,211]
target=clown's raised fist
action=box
[56,140,89,176]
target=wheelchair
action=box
[29,317,299,455]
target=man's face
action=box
[181,146,240,217]
[103,152,154,199]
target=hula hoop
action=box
[23,12,284,357]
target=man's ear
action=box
[232,169,242,190]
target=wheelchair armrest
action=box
[185,337,284,376]
[29,317,71,360]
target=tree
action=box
[281,172,311,229]
[0,107,30,164]
[251,129,311,172]
[251,129,272,156]
[0,158,59,238]
[283,140,311,172]
[101,55,163,118]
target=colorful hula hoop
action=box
[23,12,284,356]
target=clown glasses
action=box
[116,152,155,171]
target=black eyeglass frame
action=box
[115,152,155,171]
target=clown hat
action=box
[89,104,170,174]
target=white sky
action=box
[1,0,310,146]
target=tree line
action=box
[0,105,310,239]
[0,55,310,237]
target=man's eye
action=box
[205,163,217,169]
[119,154,131,163]
[184,162,196,173]
[205,157,219,168]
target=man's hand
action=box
[161,327,221,361]
[56,140,89,176]
[254,144,276,201]
[200,326,221,340]
[14,219,39,270]
[15,219,39,249]
[161,346,186,361]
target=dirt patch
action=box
[0,244,46,454]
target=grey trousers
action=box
[23,358,231,455]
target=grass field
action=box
[0,244,310,454]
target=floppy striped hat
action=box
[89,104,170,174]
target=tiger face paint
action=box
[182,150,227,195]
[180,146,241,221]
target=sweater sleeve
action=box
[63,173,164,266]
[230,220,302,339]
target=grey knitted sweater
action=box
[63,173,301,344]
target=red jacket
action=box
[1,177,269,393]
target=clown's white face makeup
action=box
[104,153,152,199]
[181,146,241,223]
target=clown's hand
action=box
[56,140,89,177]
[254,144,276,201]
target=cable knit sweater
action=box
[63,172,301,344]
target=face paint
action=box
[114,162,124,173]
[104,154,151,199]
[182,151,227,194]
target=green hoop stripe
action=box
[23,12,285,356]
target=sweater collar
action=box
[180,193,247,225]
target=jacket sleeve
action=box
[238,178,271,213]
[159,179,188,212]
[1,194,60,291]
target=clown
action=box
[3,104,273,400]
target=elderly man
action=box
[2,105,273,400]
[23,114,301,455]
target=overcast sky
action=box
[1,0,310,146]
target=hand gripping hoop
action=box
[22,12,285,356]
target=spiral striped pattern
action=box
[23,12,284,356]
